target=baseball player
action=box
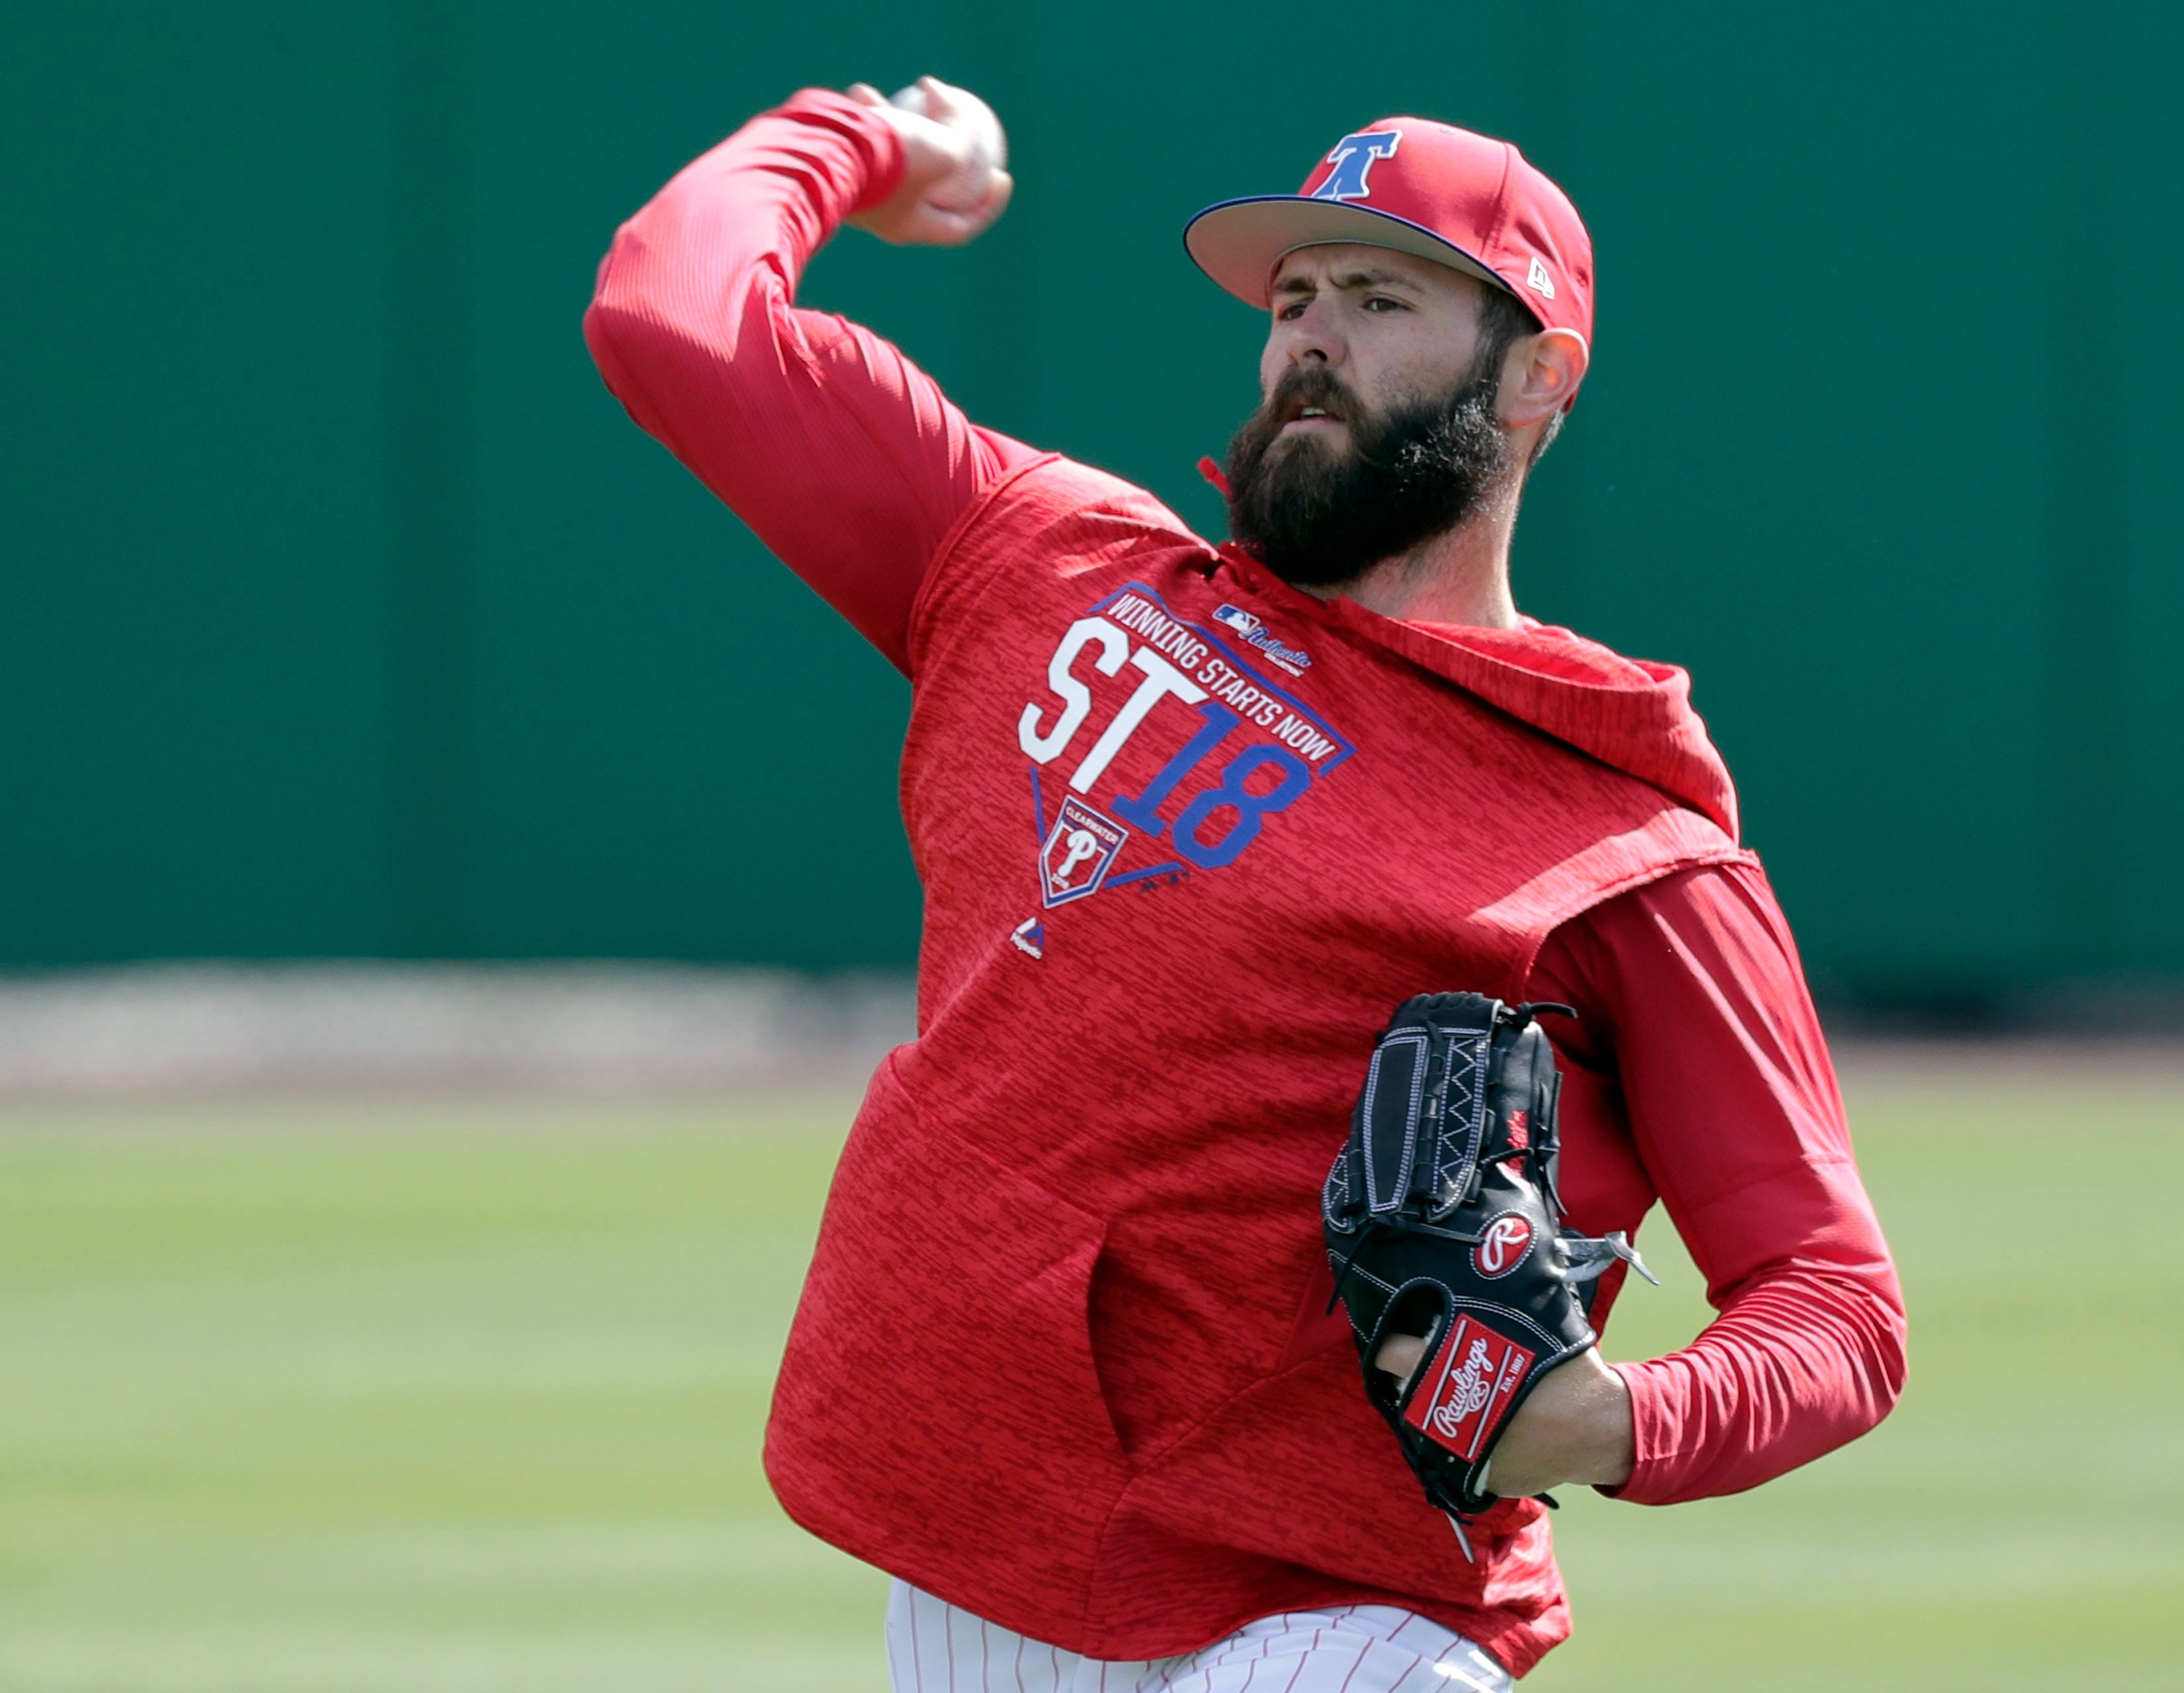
[585,77,1906,1689]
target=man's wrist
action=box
[1488,1348,1636,1497]
[780,88,908,216]
[1577,1357,1637,1487]
[1538,1349,1635,1488]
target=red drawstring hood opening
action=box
[1399,618,1741,843]
[1216,545,1740,843]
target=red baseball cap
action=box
[1184,118,1594,349]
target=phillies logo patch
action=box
[1308,129,1401,202]
[1472,1213,1535,1279]
[1039,796,1128,907]
[1402,1316,1535,1461]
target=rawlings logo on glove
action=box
[1322,991,1655,1555]
[1471,1214,1534,1278]
[1406,1319,1534,1456]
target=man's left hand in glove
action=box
[1324,992,1656,1532]
[1373,1332,1633,1500]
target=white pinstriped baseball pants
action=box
[886,1581,1514,1693]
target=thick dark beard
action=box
[1222,361,1512,590]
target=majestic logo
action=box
[1526,255,1557,298]
[1039,796,1128,907]
[1210,604,1312,675]
[1472,1212,1535,1279]
[1010,917,1045,958]
[1402,1316,1536,1460]
[1308,129,1402,203]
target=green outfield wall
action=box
[5,3,2180,996]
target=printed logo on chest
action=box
[1017,582,1352,907]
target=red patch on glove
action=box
[1402,1316,1536,1461]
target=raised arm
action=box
[1524,859,1908,1504]
[583,81,1039,672]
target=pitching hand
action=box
[1377,1332,1635,1498]
[844,75,1013,246]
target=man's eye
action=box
[1365,296,1406,312]
[1277,300,1308,321]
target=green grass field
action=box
[2,1066,2179,1690]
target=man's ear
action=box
[1498,328,1589,429]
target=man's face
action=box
[1258,243,1494,445]
[1223,243,1514,589]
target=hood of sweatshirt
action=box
[1217,546,1741,843]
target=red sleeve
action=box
[582,89,1042,673]
[1524,859,1907,1504]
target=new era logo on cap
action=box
[1183,116,1596,353]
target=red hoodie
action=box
[584,91,1905,1676]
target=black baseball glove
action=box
[1321,991,1653,1553]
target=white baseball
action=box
[889,77,1007,174]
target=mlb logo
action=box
[1212,603,1264,637]
[1040,797,1129,907]
[1401,1315,1535,1461]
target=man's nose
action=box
[1282,298,1347,366]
